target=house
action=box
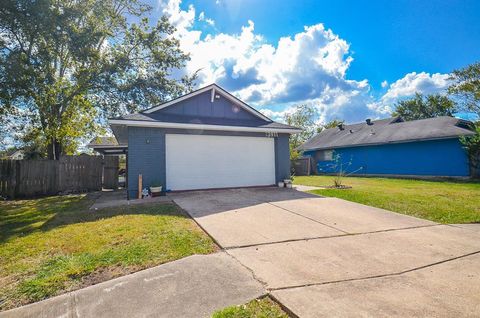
[299,116,475,177]
[3,149,25,160]
[93,84,300,198]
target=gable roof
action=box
[109,84,301,139]
[300,116,475,151]
[142,83,271,122]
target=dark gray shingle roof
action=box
[300,116,475,151]
[88,136,120,147]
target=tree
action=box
[284,104,319,159]
[316,119,344,133]
[0,0,195,159]
[449,62,480,177]
[448,61,480,116]
[459,122,480,178]
[392,93,457,121]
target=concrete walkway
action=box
[0,253,264,318]
[170,187,480,317]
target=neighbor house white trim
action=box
[142,84,271,122]
[108,119,302,134]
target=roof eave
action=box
[300,134,473,152]
[109,119,301,134]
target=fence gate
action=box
[103,156,119,189]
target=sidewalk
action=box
[0,253,265,318]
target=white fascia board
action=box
[109,119,301,134]
[142,84,271,122]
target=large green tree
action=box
[0,0,195,159]
[449,61,480,177]
[392,93,457,121]
[448,61,480,116]
[284,104,319,159]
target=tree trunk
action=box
[47,138,63,160]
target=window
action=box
[324,150,333,161]
[315,149,333,161]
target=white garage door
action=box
[166,134,276,191]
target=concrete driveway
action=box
[170,187,480,317]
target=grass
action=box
[294,175,480,224]
[0,194,217,311]
[212,297,289,318]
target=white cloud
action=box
[205,18,215,26]
[381,72,450,101]
[371,72,450,114]
[198,11,215,26]
[158,0,451,124]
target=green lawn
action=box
[294,176,480,224]
[0,194,216,311]
[212,297,289,318]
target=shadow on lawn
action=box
[0,193,185,242]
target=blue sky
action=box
[154,0,479,123]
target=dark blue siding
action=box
[128,128,291,197]
[160,91,259,121]
[275,134,291,182]
[127,127,166,199]
[305,138,470,177]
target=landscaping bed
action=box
[0,194,217,311]
[295,175,480,224]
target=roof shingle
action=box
[300,116,475,151]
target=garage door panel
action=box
[166,134,275,190]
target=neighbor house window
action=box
[324,150,333,161]
[316,150,333,161]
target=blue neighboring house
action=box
[299,116,475,177]
[92,84,300,198]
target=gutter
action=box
[109,119,302,134]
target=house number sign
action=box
[265,132,278,137]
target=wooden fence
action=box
[0,156,103,199]
[291,157,312,176]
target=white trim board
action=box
[109,119,301,134]
[142,83,271,122]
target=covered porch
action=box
[87,137,128,192]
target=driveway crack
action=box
[269,250,480,292]
[267,201,349,234]
[224,250,269,289]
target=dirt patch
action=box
[77,265,144,289]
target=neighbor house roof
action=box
[300,116,475,151]
[87,136,127,155]
[88,136,121,147]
